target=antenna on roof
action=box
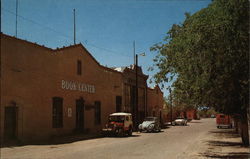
[15,0,18,37]
[133,40,136,65]
[0,0,2,33]
[73,9,76,45]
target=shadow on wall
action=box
[200,152,250,159]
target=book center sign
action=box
[61,80,95,93]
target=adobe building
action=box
[0,33,164,143]
[186,109,198,120]
[112,66,148,124]
[147,85,164,123]
[0,33,123,142]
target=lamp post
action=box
[135,53,145,129]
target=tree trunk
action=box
[234,117,239,133]
[240,110,249,146]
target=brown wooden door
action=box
[75,98,84,131]
[4,107,18,140]
[116,96,122,112]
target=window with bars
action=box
[94,101,101,125]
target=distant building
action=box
[0,33,163,143]
[112,65,148,124]
[147,85,164,123]
[179,109,198,121]
[186,109,198,120]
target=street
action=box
[1,118,216,159]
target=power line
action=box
[86,42,132,58]
[2,8,132,58]
[3,8,72,40]
[73,9,76,45]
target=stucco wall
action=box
[0,34,122,142]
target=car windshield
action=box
[109,116,125,123]
[144,117,155,121]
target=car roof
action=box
[110,112,132,116]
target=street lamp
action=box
[135,52,145,129]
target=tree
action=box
[150,0,249,145]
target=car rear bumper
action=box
[217,124,232,128]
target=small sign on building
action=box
[68,108,72,117]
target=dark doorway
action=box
[4,106,18,140]
[75,98,84,132]
[160,111,162,125]
[116,96,122,112]
[130,86,136,114]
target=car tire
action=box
[117,129,124,137]
[128,128,132,136]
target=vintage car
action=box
[172,117,187,126]
[138,117,161,132]
[102,112,133,136]
[216,114,232,128]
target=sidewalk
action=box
[2,133,102,147]
[48,133,102,145]
[198,128,250,159]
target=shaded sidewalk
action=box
[199,128,250,159]
[1,133,102,148]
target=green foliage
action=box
[198,108,217,118]
[150,0,249,115]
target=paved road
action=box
[1,118,216,159]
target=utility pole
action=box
[15,0,18,37]
[135,54,138,129]
[170,88,173,125]
[133,41,136,65]
[0,0,2,33]
[73,9,76,45]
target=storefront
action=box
[113,65,148,124]
[0,33,164,143]
[0,34,123,142]
[147,85,164,123]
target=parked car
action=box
[211,114,215,118]
[216,114,232,128]
[172,117,187,126]
[138,117,161,132]
[102,112,133,136]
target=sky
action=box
[2,0,212,97]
